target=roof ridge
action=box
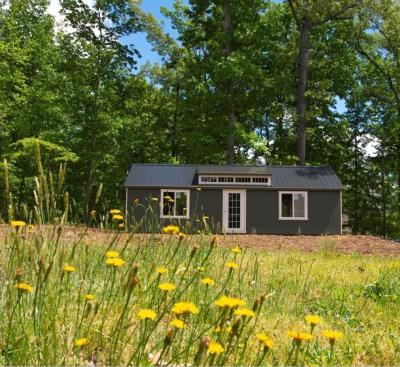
[131,163,332,168]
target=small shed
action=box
[124,164,343,235]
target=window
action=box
[252,177,270,184]
[199,176,217,183]
[279,191,308,220]
[235,177,251,183]
[198,175,271,185]
[160,189,190,218]
[218,176,234,183]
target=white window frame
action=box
[279,191,308,220]
[160,189,190,219]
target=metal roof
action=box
[124,164,343,190]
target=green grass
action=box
[1,225,400,366]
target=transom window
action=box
[279,191,308,220]
[199,175,270,185]
[160,189,190,218]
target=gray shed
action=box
[124,164,343,235]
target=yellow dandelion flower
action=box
[207,341,224,355]
[75,338,88,346]
[106,250,120,258]
[156,266,168,274]
[112,214,124,221]
[305,315,323,327]
[158,282,176,292]
[85,294,95,302]
[118,223,125,229]
[110,209,122,215]
[198,266,205,272]
[323,330,343,344]
[215,295,246,309]
[15,282,33,293]
[105,257,125,267]
[151,197,159,202]
[201,277,215,286]
[178,232,186,239]
[232,246,241,254]
[169,319,186,329]
[164,195,172,200]
[234,307,255,318]
[10,220,26,228]
[172,301,199,315]
[63,264,75,273]
[256,333,274,350]
[138,309,157,321]
[225,262,239,270]
[288,331,313,343]
[162,225,180,235]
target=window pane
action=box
[163,191,175,216]
[175,192,188,216]
[293,193,305,217]
[281,193,293,217]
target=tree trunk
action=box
[223,0,235,164]
[295,21,311,166]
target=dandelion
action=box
[118,223,125,229]
[207,341,224,355]
[162,225,180,235]
[201,277,215,286]
[15,282,33,293]
[172,302,199,315]
[63,264,75,273]
[164,195,172,200]
[179,232,186,239]
[170,319,186,329]
[105,257,125,267]
[85,294,95,302]
[215,295,246,309]
[90,210,96,217]
[138,309,157,321]
[106,250,119,258]
[110,209,122,215]
[225,262,239,270]
[159,282,176,292]
[75,338,89,346]
[234,307,255,318]
[305,315,323,328]
[198,266,205,272]
[151,197,159,202]
[112,214,124,221]
[10,220,26,228]
[232,246,241,254]
[156,266,168,274]
[288,331,313,344]
[323,330,343,345]
[256,333,274,350]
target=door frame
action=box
[222,189,247,234]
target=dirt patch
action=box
[1,225,399,256]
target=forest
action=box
[0,0,399,239]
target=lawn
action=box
[1,224,400,366]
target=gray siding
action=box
[127,188,341,235]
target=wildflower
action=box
[198,266,205,272]
[118,223,125,229]
[106,250,119,258]
[162,225,180,235]
[10,220,26,228]
[232,246,241,254]
[15,282,33,293]
[159,282,176,292]
[202,216,209,220]
[112,214,124,221]
[156,266,168,274]
[201,277,215,286]
[168,198,174,203]
[90,210,96,217]
[164,195,172,200]
[110,209,122,215]
[85,294,95,302]
[305,315,323,327]
[323,330,343,344]
[179,232,186,239]
[207,341,224,355]
[63,264,75,273]
[151,197,159,202]
[170,319,186,329]
[256,333,273,350]
[138,309,157,321]
[75,338,89,347]
[225,262,239,270]
[215,295,246,309]
[172,302,199,315]
[234,307,255,318]
[133,198,139,204]
[288,331,313,344]
[106,257,125,267]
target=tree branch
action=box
[312,1,362,27]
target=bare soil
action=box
[1,224,399,256]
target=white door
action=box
[223,190,246,233]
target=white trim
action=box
[278,191,308,220]
[199,175,271,186]
[340,190,343,234]
[222,189,247,233]
[125,187,128,222]
[160,189,190,219]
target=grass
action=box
[1,224,400,366]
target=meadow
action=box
[1,221,400,366]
